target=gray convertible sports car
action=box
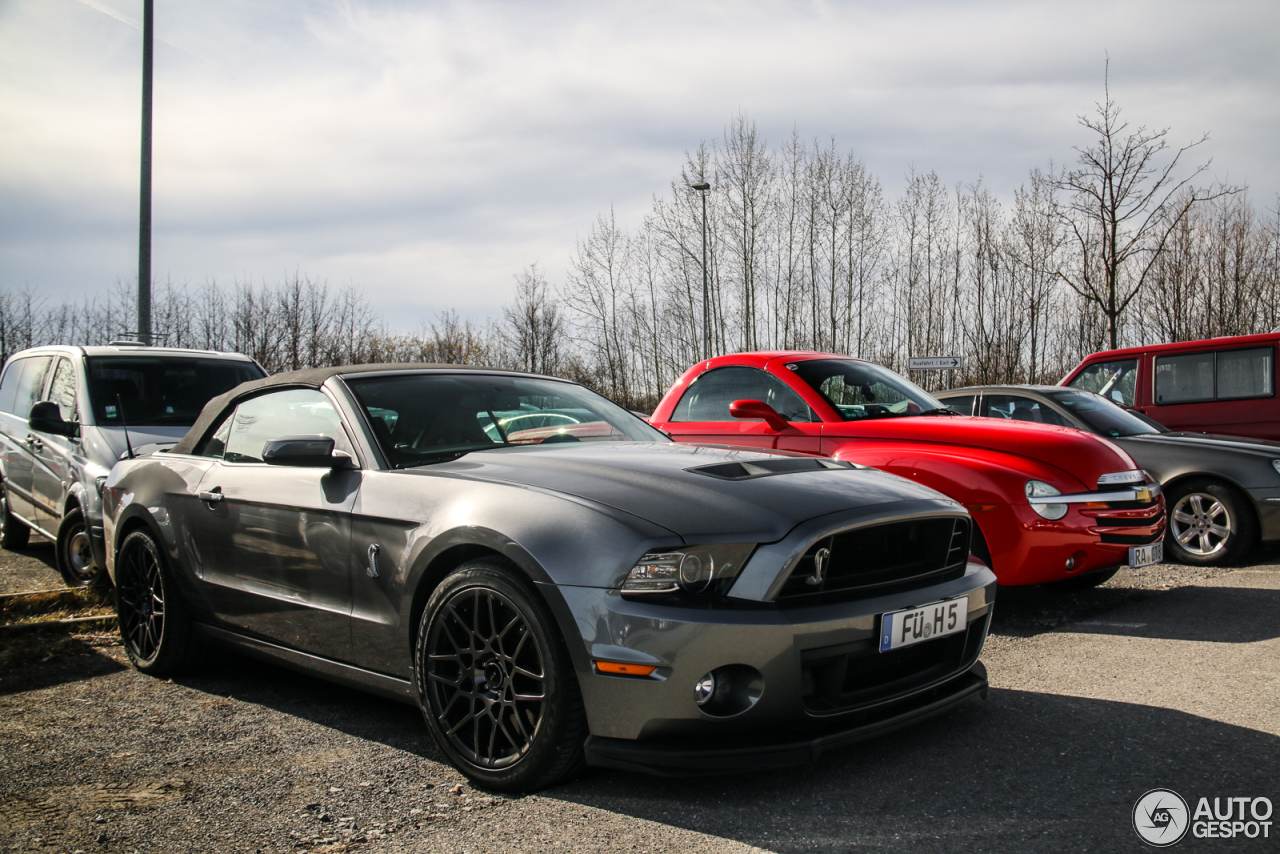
[936,384,1280,566]
[104,364,996,791]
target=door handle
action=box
[198,489,224,504]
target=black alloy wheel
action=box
[0,483,30,550]
[1165,478,1257,567]
[56,507,107,588]
[115,529,202,675]
[416,558,586,792]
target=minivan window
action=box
[86,357,265,427]
[12,356,53,419]
[1217,347,1273,400]
[1155,352,1215,404]
[47,358,78,422]
[0,359,28,414]
[1067,358,1139,406]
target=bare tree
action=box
[1058,61,1234,349]
[501,264,566,375]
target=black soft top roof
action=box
[168,362,540,456]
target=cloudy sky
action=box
[2,0,1277,327]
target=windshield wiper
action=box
[916,407,960,416]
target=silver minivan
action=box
[0,344,265,586]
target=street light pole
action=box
[691,182,711,361]
[137,0,154,345]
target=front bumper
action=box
[1247,486,1280,543]
[976,496,1166,586]
[585,661,987,775]
[554,562,996,772]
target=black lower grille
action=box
[777,517,970,605]
[1100,532,1164,545]
[802,611,990,715]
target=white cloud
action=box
[2,0,1278,324]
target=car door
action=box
[185,387,361,661]
[0,356,54,528]
[661,365,823,454]
[31,357,80,532]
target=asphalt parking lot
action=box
[2,543,1277,853]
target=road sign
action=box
[908,356,963,370]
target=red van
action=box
[1060,332,1280,440]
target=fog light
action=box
[1065,556,1075,571]
[694,672,717,706]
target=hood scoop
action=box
[689,457,860,481]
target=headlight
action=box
[622,544,755,597]
[1026,480,1068,521]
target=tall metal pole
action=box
[690,183,711,361]
[137,0,154,345]
[700,190,709,361]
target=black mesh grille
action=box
[801,611,989,714]
[777,517,970,604]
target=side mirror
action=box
[262,435,353,469]
[29,401,79,438]
[729,399,789,432]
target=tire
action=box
[0,483,30,550]
[414,557,587,792]
[56,507,107,588]
[115,529,203,676]
[1048,566,1120,591]
[1165,478,1258,567]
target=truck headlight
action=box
[1026,480,1068,521]
[622,544,755,597]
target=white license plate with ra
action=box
[879,595,968,652]
[1129,541,1164,568]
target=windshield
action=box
[1045,389,1163,437]
[790,359,944,421]
[87,356,265,427]
[344,373,668,467]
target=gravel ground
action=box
[0,537,62,595]
[2,547,1278,853]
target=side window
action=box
[1067,359,1139,406]
[1155,353,1215,404]
[1217,347,1273,400]
[196,411,235,459]
[0,359,28,414]
[983,394,1070,427]
[47,358,79,422]
[944,395,975,415]
[221,389,351,463]
[670,367,814,423]
[13,356,52,419]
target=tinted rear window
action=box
[87,357,265,427]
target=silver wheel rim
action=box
[68,529,95,578]
[1171,492,1232,556]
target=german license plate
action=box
[1129,541,1163,568]
[879,596,968,652]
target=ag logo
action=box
[807,547,830,586]
[1133,789,1190,846]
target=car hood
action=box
[411,442,958,543]
[1125,431,1280,456]
[824,415,1138,491]
[86,425,191,466]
